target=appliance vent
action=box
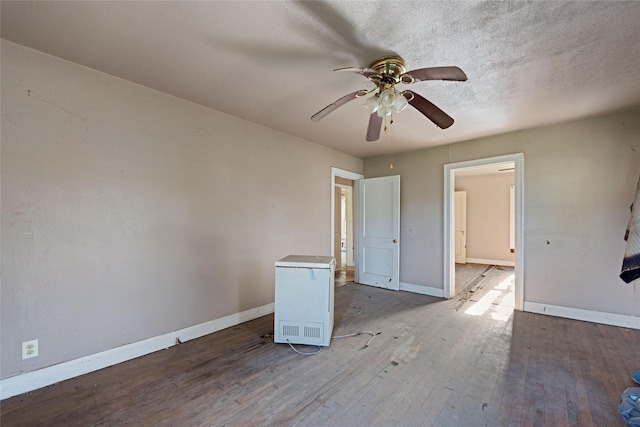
[277,321,325,345]
[282,325,299,337]
[304,326,321,339]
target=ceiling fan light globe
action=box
[393,95,408,113]
[379,89,396,108]
[377,106,392,118]
[364,96,380,113]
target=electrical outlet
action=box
[22,339,38,360]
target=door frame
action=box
[454,190,467,264]
[338,185,355,267]
[331,167,363,280]
[443,153,524,310]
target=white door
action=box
[356,176,400,290]
[455,191,467,264]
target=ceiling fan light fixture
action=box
[379,89,397,108]
[377,105,393,118]
[393,94,408,113]
[370,88,407,117]
[364,95,380,114]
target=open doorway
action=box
[444,154,524,311]
[453,165,515,310]
[331,167,363,286]
[335,178,354,284]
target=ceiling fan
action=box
[311,55,467,141]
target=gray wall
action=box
[456,172,515,263]
[1,41,362,379]
[364,109,640,318]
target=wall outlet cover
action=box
[22,340,38,360]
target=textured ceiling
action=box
[3,1,640,158]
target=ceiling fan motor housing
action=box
[369,55,406,84]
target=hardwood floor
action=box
[2,282,638,426]
[335,266,355,287]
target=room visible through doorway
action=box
[331,168,362,286]
[452,163,516,313]
[334,178,354,285]
[444,153,524,310]
[455,263,515,321]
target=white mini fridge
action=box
[274,255,335,347]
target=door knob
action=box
[392,239,398,243]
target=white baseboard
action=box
[400,282,445,298]
[524,301,640,330]
[465,258,515,267]
[0,303,274,400]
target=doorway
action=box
[331,168,363,286]
[444,154,524,310]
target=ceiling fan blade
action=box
[365,113,383,141]
[334,67,381,80]
[405,91,455,129]
[404,66,468,82]
[311,90,367,122]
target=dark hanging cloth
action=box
[621,176,640,283]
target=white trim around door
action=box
[443,153,524,310]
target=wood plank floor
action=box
[2,281,638,426]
